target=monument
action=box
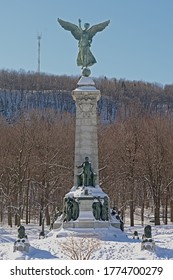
[13,225,30,252]
[54,18,121,232]
[141,225,155,250]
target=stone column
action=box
[72,76,101,186]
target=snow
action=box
[1,222,173,260]
[74,76,101,92]
[67,185,108,198]
[77,76,96,87]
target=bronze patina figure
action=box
[18,225,26,239]
[57,18,110,76]
[76,156,96,187]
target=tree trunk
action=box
[8,208,12,227]
[154,204,160,225]
[154,189,161,225]
[25,180,30,224]
[164,193,168,225]
[130,200,134,226]
[29,204,31,223]
[15,213,18,226]
[130,188,134,226]
[45,205,50,225]
[141,202,144,226]
[170,199,173,222]
[0,204,3,223]
[39,210,42,226]
[42,218,45,234]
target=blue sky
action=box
[0,0,173,85]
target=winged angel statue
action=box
[57,18,110,75]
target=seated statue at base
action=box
[63,197,79,222]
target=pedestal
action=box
[72,76,100,186]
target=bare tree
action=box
[140,116,173,225]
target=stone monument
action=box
[54,18,121,231]
[141,225,155,250]
[13,225,30,252]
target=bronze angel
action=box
[57,18,110,69]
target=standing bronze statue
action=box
[57,18,110,76]
[76,156,96,187]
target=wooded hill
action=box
[0,69,173,228]
[0,69,173,122]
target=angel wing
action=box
[88,20,110,40]
[57,18,82,40]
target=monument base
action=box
[53,185,121,230]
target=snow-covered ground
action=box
[0,222,173,260]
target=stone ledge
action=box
[63,220,110,229]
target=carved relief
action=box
[77,98,96,118]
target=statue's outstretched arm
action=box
[57,18,81,40]
[78,19,82,29]
[76,164,83,169]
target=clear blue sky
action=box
[0,0,173,85]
